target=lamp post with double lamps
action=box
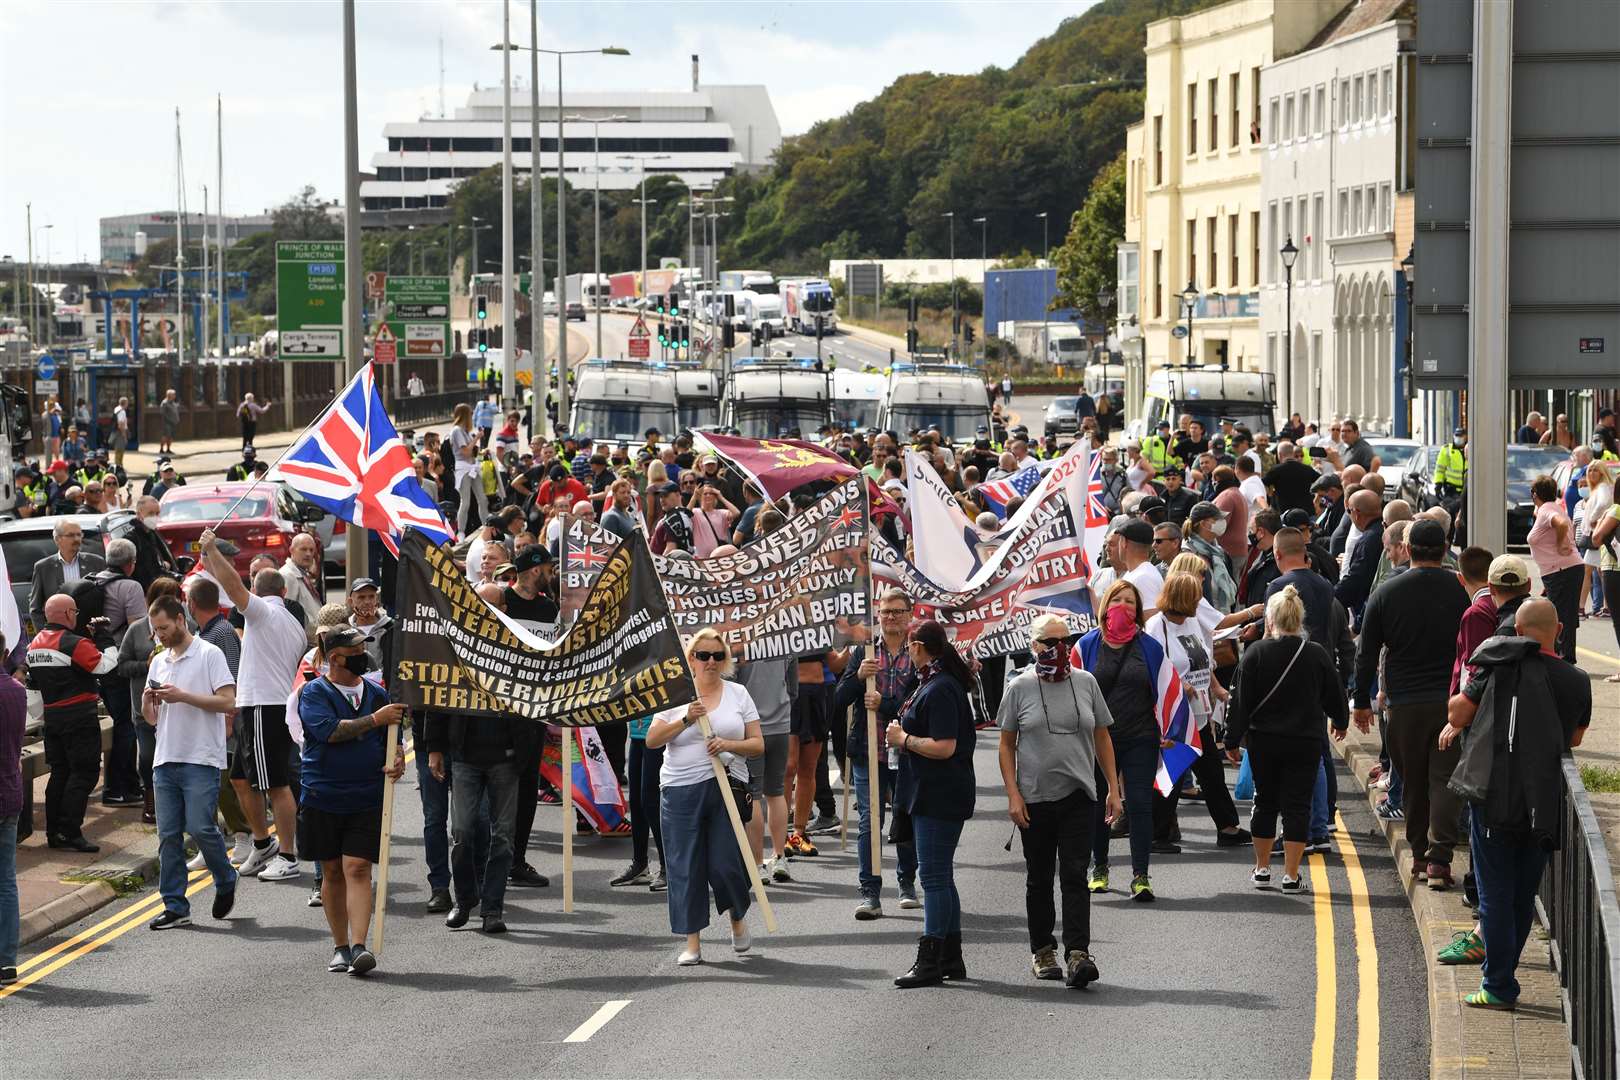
[565,112,627,359]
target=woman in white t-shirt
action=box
[647,627,763,965]
[449,403,487,535]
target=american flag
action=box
[271,363,453,556]
[976,464,1042,519]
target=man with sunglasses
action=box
[833,589,921,919]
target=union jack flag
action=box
[976,464,1042,519]
[1075,627,1198,795]
[271,363,452,556]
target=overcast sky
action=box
[0,0,1094,263]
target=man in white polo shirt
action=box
[200,529,309,882]
[143,594,240,930]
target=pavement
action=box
[2,738,1429,1078]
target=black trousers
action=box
[1020,786,1096,954]
[1540,564,1583,665]
[597,723,628,783]
[1247,731,1320,843]
[814,702,850,819]
[45,714,102,840]
[1154,721,1240,838]
[512,739,543,865]
[1386,701,1461,864]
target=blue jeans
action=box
[1093,735,1158,877]
[1,815,17,968]
[450,758,515,917]
[1470,813,1549,1003]
[660,778,750,935]
[1310,759,1331,840]
[1387,764,1404,812]
[415,750,451,892]
[913,815,964,939]
[153,762,237,916]
[852,762,916,900]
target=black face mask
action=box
[340,652,373,676]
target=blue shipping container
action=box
[983,268,1083,335]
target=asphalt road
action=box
[3,740,1427,1079]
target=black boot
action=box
[941,933,967,980]
[894,936,944,989]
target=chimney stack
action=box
[692,54,699,92]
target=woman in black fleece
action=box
[1224,585,1348,893]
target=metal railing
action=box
[1537,756,1620,1080]
[391,388,475,430]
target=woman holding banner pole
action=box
[885,617,977,989]
[648,628,763,966]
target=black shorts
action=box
[297,803,383,864]
[790,682,829,744]
[237,705,294,791]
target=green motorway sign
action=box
[275,241,346,360]
[382,275,451,360]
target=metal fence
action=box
[392,389,476,431]
[1537,757,1620,1080]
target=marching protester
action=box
[647,628,763,966]
[296,626,407,975]
[735,651,796,884]
[27,593,118,852]
[998,614,1120,988]
[1224,585,1350,893]
[885,617,977,988]
[501,546,556,888]
[142,595,241,930]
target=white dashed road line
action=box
[563,1000,633,1043]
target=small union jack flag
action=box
[271,363,453,556]
[976,464,1042,519]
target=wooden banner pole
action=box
[839,723,852,852]
[866,678,881,878]
[370,728,400,956]
[561,726,574,912]
[697,711,777,933]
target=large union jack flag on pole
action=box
[271,363,453,555]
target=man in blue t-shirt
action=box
[298,626,405,977]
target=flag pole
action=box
[697,708,777,933]
[560,726,573,912]
[369,724,401,956]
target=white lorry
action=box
[780,278,839,336]
[739,292,785,335]
[567,359,679,445]
[1007,321,1087,366]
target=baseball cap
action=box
[1119,519,1155,545]
[657,481,680,496]
[1488,554,1531,587]
[1310,473,1343,493]
[1155,419,1171,429]
[49,460,69,472]
[1407,519,1447,550]
[1137,494,1166,516]
[1188,501,1226,526]
[242,445,256,457]
[161,462,176,473]
[347,577,379,594]
[513,545,553,571]
[319,625,371,650]
[1280,508,1313,529]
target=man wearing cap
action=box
[15,466,46,517]
[1279,508,1338,582]
[650,483,696,556]
[45,460,75,514]
[1185,502,1238,611]
[1312,474,1346,547]
[499,547,555,889]
[1158,469,1197,528]
[536,463,587,512]
[146,461,184,501]
[347,578,394,681]
[1115,519,1164,613]
[1435,428,1469,505]
[1136,494,1168,528]
[1352,517,1470,888]
[225,445,257,483]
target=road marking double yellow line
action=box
[1308,812,1382,1079]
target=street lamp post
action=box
[1179,281,1199,366]
[1401,246,1415,438]
[941,211,956,358]
[1280,236,1298,414]
[618,154,669,302]
[468,216,485,286]
[566,112,627,359]
[1097,285,1115,366]
[1037,211,1049,369]
[972,216,986,361]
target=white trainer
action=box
[257,856,302,882]
[237,836,281,877]
[228,834,254,865]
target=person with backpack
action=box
[1441,598,1589,1010]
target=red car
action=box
[156,482,328,581]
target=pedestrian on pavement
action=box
[117,578,184,825]
[450,404,488,536]
[1225,585,1350,893]
[1443,598,1589,1009]
[142,594,241,930]
[159,389,180,453]
[998,614,1120,989]
[1526,475,1583,664]
[1591,495,1620,675]
[26,593,117,851]
[109,396,131,470]
[647,627,762,966]
[1000,373,1014,404]
[406,373,425,398]
[201,532,308,882]
[235,393,270,449]
[0,643,25,986]
[833,588,920,917]
[1073,579,1170,902]
[885,616,977,988]
[296,625,406,975]
[1352,518,1470,888]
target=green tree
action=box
[1052,150,1125,324]
[271,185,341,240]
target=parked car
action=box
[1364,437,1423,503]
[1401,443,1568,546]
[566,301,587,322]
[1042,396,1083,441]
[0,512,184,636]
[155,482,330,583]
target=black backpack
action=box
[64,570,116,632]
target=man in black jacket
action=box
[1352,518,1470,888]
[1281,509,1339,583]
[423,707,529,935]
[1334,490,1384,621]
[1441,598,1588,1010]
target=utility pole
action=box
[530,0,546,435]
[217,94,226,359]
[1038,211,1049,370]
[342,0,368,577]
[942,211,956,359]
[500,0,516,408]
[555,52,569,432]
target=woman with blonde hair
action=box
[449,403,485,534]
[1576,459,1613,620]
[647,628,763,965]
[1222,585,1348,893]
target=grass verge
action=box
[1580,764,1620,794]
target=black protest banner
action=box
[653,475,872,661]
[391,529,695,726]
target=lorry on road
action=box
[780,278,839,336]
[1003,321,1087,366]
[739,292,784,335]
[879,362,992,445]
[1129,365,1276,441]
[718,269,775,294]
[722,356,833,438]
[567,359,679,445]
[832,368,886,432]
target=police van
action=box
[1129,366,1276,441]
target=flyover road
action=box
[2,739,1427,1080]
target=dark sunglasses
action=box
[1035,635,1074,649]
[692,650,726,662]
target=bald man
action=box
[1335,489,1386,619]
[28,592,120,850]
[1441,597,1589,1008]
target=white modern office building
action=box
[360,62,780,212]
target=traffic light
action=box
[680,322,690,349]
[476,328,489,354]
[964,323,976,345]
[906,327,919,353]
[952,311,962,335]
[907,296,919,323]
[475,294,489,320]
[723,323,736,349]
[654,295,666,316]
[668,292,680,318]
[657,321,668,346]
